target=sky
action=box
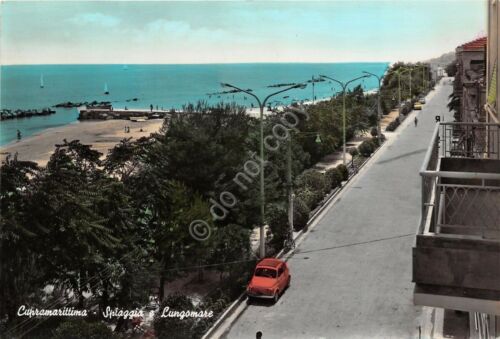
[0,0,487,65]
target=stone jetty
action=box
[78,105,172,120]
[1,108,56,121]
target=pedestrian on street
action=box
[414,116,418,127]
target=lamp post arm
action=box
[262,84,306,108]
[222,83,263,109]
[345,75,369,89]
[320,75,345,92]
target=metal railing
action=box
[418,122,500,238]
[441,122,500,159]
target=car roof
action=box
[257,258,283,268]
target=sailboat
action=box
[40,74,44,88]
[104,83,109,95]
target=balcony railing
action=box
[414,122,500,316]
[418,122,500,237]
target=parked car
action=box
[414,102,423,110]
[419,98,426,104]
[247,258,290,303]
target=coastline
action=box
[0,119,164,166]
[0,87,380,166]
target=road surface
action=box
[224,79,454,339]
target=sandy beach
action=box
[0,119,164,166]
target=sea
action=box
[0,63,388,146]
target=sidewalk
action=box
[314,106,403,172]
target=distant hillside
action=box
[424,51,455,69]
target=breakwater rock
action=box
[1,108,56,121]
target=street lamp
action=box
[362,69,388,141]
[319,74,369,165]
[414,64,429,93]
[220,82,307,258]
[307,76,325,104]
[392,67,413,117]
[285,130,321,249]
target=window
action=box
[255,268,277,278]
[278,266,284,276]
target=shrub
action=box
[294,169,330,207]
[52,319,117,339]
[295,187,319,210]
[326,168,343,189]
[381,99,391,115]
[292,196,311,231]
[266,205,289,250]
[154,294,198,339]
[358,140,376,157]
[370,127,378,137]
[192,295,230,337]
[336,164,349,181]
[385,118,400,132]
[295,169,329,193]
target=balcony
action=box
[413,122,500,315]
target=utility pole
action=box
[285,131,321,243]
[219,82,306,258]
[287,134,294,240]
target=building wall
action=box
[487,0,499,122]
[456,47,486,123]
[486,0,499,159]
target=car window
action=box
[278,266,284,276]
[255,268,277,278]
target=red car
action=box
[246,258,291,303]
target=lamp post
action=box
[308,76,324,104]
[362,69,387,141]
[220,82,306,258]
[286,131,321,247]
[319,74,369,165]
[394,67,413,117]
[415,64,429,93]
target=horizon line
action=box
[0,60,394,67]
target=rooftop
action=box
[458,36,487,51]
[258,258,283,268]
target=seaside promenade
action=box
[219,79,454,339]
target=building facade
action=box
[455,37,487,123]
[413,2,500,338]
[486,0,499,123]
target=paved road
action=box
[224,79,454,339]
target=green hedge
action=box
[326,168,343,189]
[266,205,289,250]
[292,196,311,231]
[358,140,376,157]
[385,118,400,132]
[336,164,349,181]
